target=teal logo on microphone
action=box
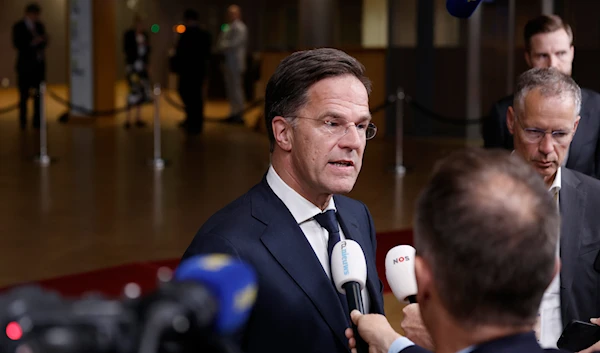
[341,241,349,275]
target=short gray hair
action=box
[514,67,581,118]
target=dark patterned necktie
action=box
[313,209,350,323]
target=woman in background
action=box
[123,15,150,128]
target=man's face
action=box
[26,12,40,22]
[525,29,574,76]
[284,75,371,202]
[507,88,579,183]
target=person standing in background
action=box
[123,15,150,129]
[12,2,47,131]
[217,5,247,124]
[170,9,212,135]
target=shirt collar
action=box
[266,165,336,224]
[456,345,477,353]
[510,151,561,195]
[549,167,561,195]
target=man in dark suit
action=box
[482,15,600,179]
[505,67,600,349]
[169,9,211,135]
[12,3,47,130]
[182,48,384,353]
[347,147,563,353]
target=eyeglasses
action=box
[288,116,377,140]
[514,116,573,144]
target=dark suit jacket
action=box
[170,25,211,79]
[482,90,600,178]
[558,167,600,327]
[123,29,150,65]
[12,19,46,78]
[182,177,385,353]
[398,332,566,353]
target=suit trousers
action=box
[17,72,42,128]
[223,65,245,117]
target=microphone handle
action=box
[407,295,417,304]
[343,282,368,353]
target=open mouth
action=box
[329,160,354,167]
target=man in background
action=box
[483,14,600,179]
[217,4,248,124]
[170,9,212,135]
[12,2,47,130]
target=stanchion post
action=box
[36,82,51,166]
[394,86,406,175]
[150,83,165,170]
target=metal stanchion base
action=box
[394,165,407,176]
[33,154,56,166]
[148,158,169,170]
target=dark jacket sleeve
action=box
[482,101,507,148]
[12,22,30,52]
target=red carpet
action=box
[9,230,413,298]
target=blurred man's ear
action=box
[524,50,533,68]
[415,256,432,305]
[507,106,516,135]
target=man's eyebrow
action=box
[317,112,372,122]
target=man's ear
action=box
[272,116,293,152]
[415,255,432,305]
[524,50,532,68]
[573,115,581,134]
[507,106,516,135]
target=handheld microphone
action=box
[174,254,258,335]
[446,0,483,18]
[385,245,418,304]
[331,239,368,353]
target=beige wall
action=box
[0,0,67,86]
[362,0,387,48]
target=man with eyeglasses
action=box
[181,48,384,353]
[494,67,600,349]
[483,14,600,179]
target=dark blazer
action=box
[123,29,150,65]
[398,332,565,353]
[12,19,46,78]
[558,167,600,327]
[170,25,211,78]
[182,177,385,353]
[482,89,600,178]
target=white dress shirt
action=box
[266,165,371,312]
[537,167,563,348]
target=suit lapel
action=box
[559,169,585,324]
[566,90,588,169]
[336,199,383,314]
[253,181,350,349]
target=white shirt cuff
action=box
[388,337,415,353]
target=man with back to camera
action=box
[181,48,384,353]
[346,147,564,353]
[370,68,600,352]
[12,2,47,130]
[482,14,600,179]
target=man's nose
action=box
[539,133,554,154]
